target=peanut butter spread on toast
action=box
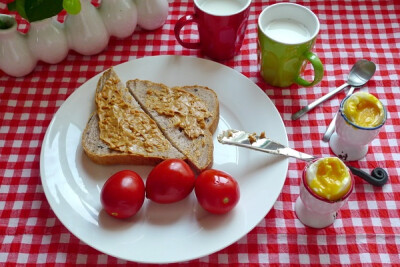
[146,86,211,139]
[96,77,170,153]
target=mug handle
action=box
[294,51,324,87]
[174,14,201,49]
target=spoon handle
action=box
[322,86,356,142]
[292,83,349,120]
[347,166,388,187]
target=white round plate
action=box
[40,55,288,263]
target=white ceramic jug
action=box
[135,0,169,30]
[0,0,171,77]
[0,15,36,77]
[99,0,138,39]
[64,0,109,55]
[27,17,69,64]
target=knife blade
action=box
[217,129,317,162]
[217,130,388,187]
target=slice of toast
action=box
[82,69,185,165]
[173,85,219,134]
[126,79,216,172]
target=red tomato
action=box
[146,159,195,204]
[195,169,240,214]
[100,170,145,219]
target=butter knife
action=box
[217,129,316,162]
[217,129,388,187]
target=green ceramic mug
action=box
[258,3,324,88]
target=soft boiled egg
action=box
[343,91,385,128]
[306,157,351,201]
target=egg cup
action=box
[329,94,387,161]
[295,161,354,229]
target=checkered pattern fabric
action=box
[1,0,399,265]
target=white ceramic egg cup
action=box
[295,164,354,229]
[329,95,387,161]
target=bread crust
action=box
[82,112,182,165]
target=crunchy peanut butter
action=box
[146,86,211,139]
[96,77,170,153]
[248,132,257,144]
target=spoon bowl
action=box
[347,59,376,87]
[292,59,376,120]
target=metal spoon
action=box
[322,86,356,142]
[292,59,376,120]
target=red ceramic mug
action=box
[174,0,251,61]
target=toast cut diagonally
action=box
[126,79,216,172]
[173,85,219,134]
[82,68,185,165]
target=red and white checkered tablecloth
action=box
[1,0,400,265]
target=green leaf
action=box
[14,0,64,22]
[7,1,17,12]
[16,0,28,20]
[7,0,81,22]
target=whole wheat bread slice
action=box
[126,79,216,172]
[173,85,219,134]
[82,69,185,165]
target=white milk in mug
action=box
[200,0,245,15]
[264,18,311,44]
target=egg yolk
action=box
[307,157,351,201]
[343,92,384,127]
